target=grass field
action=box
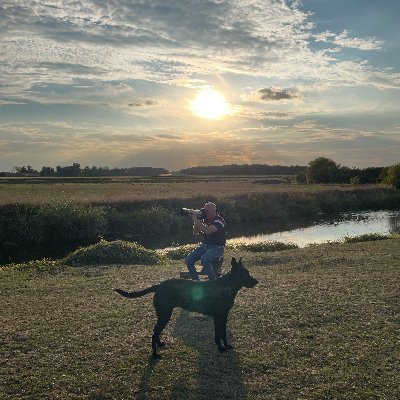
[1,239,399,399]
[0,176,386,205]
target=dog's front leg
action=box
[151,333,161,359]
[220,314,233,351]
[213,316,225,352]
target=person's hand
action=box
[191,212,199,223]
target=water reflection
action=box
[228,210,400,248]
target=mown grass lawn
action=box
[1,239,399,399]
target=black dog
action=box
[115,257,257,359]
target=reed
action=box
[0,182,399,265]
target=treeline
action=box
[303,157,399,187]
[2,159,399,188]
[2,163,169,177]
[180,164,306,175]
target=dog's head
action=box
[231,257,258,288]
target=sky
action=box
[1,0,399,171]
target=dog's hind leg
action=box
[151,308,173,359]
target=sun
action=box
[191,89,230,120]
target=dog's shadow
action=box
[175,309,247,399]
[137,309,247,399]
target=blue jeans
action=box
[184,244,224,280]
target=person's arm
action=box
[192,216,217,235]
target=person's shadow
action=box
[136,309,247,400]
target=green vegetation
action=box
[343,233,392,243]
[0,199,107,264]
[1,238,399,399]
[180,164,305,176]
[305,157,385,184]
[3,158,398,187]
[229,241,298,252]
[6,163,168,177]
[162,244,199,260]
[161,241,298,260]
[0,258,62,272]
[381,163,400,189]
[1,181,399,265]
[63,240,167,267]
[0,240,167,271]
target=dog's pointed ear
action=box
[231,257,238,269]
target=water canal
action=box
[228,210,400,247]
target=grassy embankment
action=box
[1,238,399,399]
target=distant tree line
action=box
[180,159,400,188]
[1,163,168,177]
[2,159,399,188]
[303,157,400,188]
[180,164,306,175]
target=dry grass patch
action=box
[0,178,386,205]
[1,239,399,399]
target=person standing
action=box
[184,202,226,280]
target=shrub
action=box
[344,233,390,243]
[306,157,340,183]
[228,241,298,252]
[162,244,198,260]
[63,240,166,266]
[1,258,61,272]
[381,164,400,189]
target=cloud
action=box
[2,0,397,103]
[1,118,399,170]
[315,30,383,51]
[155,133,180,139]
[128,100,158,107]
[242,87,303,102]
[0,100,26,106]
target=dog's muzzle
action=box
[245,277,258,288]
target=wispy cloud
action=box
[128,100,158,107]
[0,100,27,106]
[1,0,396,103]
[315,30,383,51]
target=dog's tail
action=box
[114,285,159,299]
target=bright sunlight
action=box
[191,89,230,120]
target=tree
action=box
[295,171,307,183]
[381,164,400,189]
[56,163,81,177]
[14,165,38,175]
[305,157,340,183]
[40,166,55,176]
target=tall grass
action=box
[0,199,107,264]
[1,185,399,264]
